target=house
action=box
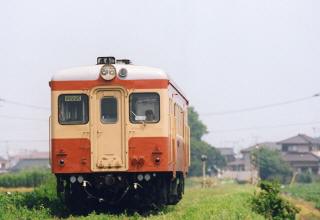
[236,134,320,175]
[240,142,281,171]
[219,147,259,183]
[9,151,49,171]
[0,156,9,173]
[277,134,320,174]
[282,152,319,174]
[217,148,236,163]
[227,159,245,171]
[277,134,320,153]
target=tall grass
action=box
[0,169,51,188]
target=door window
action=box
[101,97,118,123]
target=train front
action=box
[49,57,180,209]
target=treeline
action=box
[0,169,51,188]
[188,107,226,176]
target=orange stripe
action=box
[50,77,169,91]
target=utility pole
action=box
[201,154,207,188]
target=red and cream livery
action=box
[49,57,190,210]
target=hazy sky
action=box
[0,0,319,155]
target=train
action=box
[49,57,190,210]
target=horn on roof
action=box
[97,57,116,65]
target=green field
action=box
[0,176,265,220]
[283,183,320,209]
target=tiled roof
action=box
[241,142,281,153]
[26,152,48,159]
[277,134,320,145]
[228,159,245,166]
[217,148,234,156]
[282,152,320,162]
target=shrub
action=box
[251,181,299,220]
[296,171,313,183]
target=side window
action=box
[101,97,117,123]
[130,93,160,123]
[58,94,89,125]
[174,104,184,137]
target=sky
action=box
[0,0,319,155]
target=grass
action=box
[283,182,320,209]
[285,196,320,220]
[0,175,265,220]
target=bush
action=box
[296,171,313,183]
[251,181,299,220]
[0,169,51,188]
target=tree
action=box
[188,107,226,176]
[251,148,292,183]
[188,106,208,141]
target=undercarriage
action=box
[55,172,184,212]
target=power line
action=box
[0,98,49,111]
[0,115,47,121]
[211,121,320,133]
[201,92,320,116]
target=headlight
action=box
[70,176,77,183]
[77,176,84,183]
[100,65,116,80]
[137,174,144,181]
[144,174,151,181]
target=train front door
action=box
[91,89,126,171]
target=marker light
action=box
[118,68,127,78]
[100,65,116,80]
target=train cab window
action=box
[130,93,160,123]
[58,94,89,125]
[101,97,117,123]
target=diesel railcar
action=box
[49,57,190,209]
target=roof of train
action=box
[52,64,168,81]
[51,64,189,103]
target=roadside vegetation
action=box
[0,169,50,188]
